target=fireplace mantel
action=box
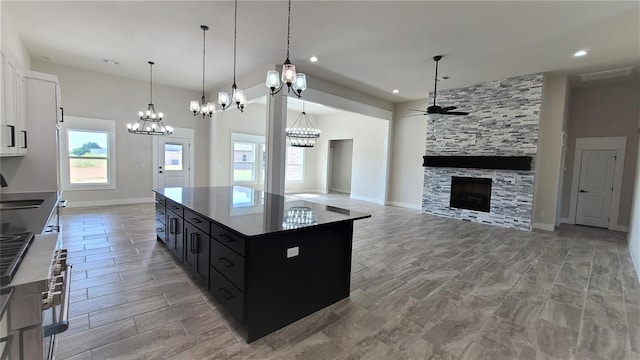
[422,156,533,171]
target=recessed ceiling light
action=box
[392,89,399,94]
[309,56,318,63]
[44,56,55,62]
[573,50,587,57]
[103,58,120,65]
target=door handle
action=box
[579,190,588,193]
[159,171,163,173]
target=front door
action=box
[158,137,190,188]
[575,149,616,228]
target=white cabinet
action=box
[1,51,28,157]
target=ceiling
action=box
[3,1,639,103]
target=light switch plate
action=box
[287,246,299,258]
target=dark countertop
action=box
[0,191,59,234]
[154,186,371,237]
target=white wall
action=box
[387,99,429,209]
[30,60,209,206]
[532,74,569,230]
[314,112,389,204]
[628,137,640,281]
[211,103,318,193]
[330,139,353,193]
[1,14,31,69]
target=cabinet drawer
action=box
[155,203,166,224]
[211,224,246,256]
[155,193,165,206]
[166,199,183,217]
[211,238,245,290]
[210,267,244,325]
[184,208,210,235]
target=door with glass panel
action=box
[158,137,190,188]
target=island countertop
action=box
[153,186,371,237]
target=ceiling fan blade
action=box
[406,113,427,117]
[408,109,427,112]
[440,106,457,112]
[442,111,469,116]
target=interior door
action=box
[575,149,616,228]
[158,137,190,188]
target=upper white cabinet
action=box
[1,51,28,157]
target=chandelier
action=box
[127,61,173,135]
[218,0,246,112]
[189,25,215,118]
[265,0,307,98]
[286,102,320,147]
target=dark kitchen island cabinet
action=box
[152,186,370,343]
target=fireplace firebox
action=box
[450,176,492,212]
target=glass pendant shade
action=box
[293,73,307,91]
[218,92,230,106]
[204,102,215,114]
[190,100,200,113]
[232,88,245,104]
[282,63,296,84]
[266,70,281,89]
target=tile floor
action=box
[56,193,639,360]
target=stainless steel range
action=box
[0,232,70,360]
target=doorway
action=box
[327,139,353,194]
[152,127,194,189]
[569,136,626,230]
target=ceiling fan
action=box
[410,55,469,120]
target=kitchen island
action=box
[153,186,370,342]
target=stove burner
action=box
[0,232,34,285]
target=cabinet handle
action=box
[217,288,234,300]
[7,125,15,147]
[60,107,64,123]
[190,233,199,254]
[169,218,177,234]
[190,217,202,224]
[220,234,236,243]
[218,257,234,268]
[20,130,27,148]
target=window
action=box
[164,143,183,171]
[286,146,304,182]
[233,142,257,182]
[61,117,116,190]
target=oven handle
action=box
[43,264,72,338]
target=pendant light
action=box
[265,0,307,98]
[286,102,320,147]
[127,61,173,135]
[218,0,247,112]
[190,25,215,118]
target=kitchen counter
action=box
[153,186,371,342]
[154,186,370,237]
[0,191,59,234]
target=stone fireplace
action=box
[422,73,543,231]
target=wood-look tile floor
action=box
[57,194,640,360]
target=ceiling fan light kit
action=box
[265,0,307,98]
[190,25,215,118]
[219,0,247,112]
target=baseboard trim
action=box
[629,244,640,285]
[610,224,629,232]
[387,201,422,210]
[65,197,154,208]
[350,194,384,205]
[330,188,351,194]
[559,217,572,224]
[533,222,555,231]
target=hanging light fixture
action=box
[127,61,173,135]
[286,102,320,147]
[218,0,247,112]
[189,25,215,118]
[265,0,307,98]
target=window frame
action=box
[231,133,265,186]
[60,116,116,191]
[285,146,305,183]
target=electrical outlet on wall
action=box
[287,246,299,258]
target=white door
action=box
[158,137,190,188]
[575,149,616,228]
